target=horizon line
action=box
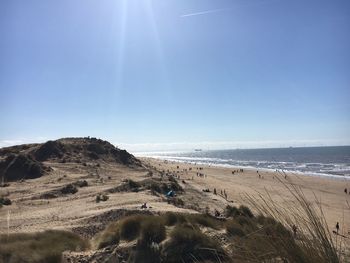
[1,137,350,151]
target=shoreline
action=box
[142,157,350,233]
[139,155,350,181]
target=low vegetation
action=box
[109,179,141,193]
[96,194,109,203]
[95,212,227,261]
[0,197,11,206]
[0,230,89,263]
[1,190,343,262]
[94,213,222,261]
[60,184,78,195]
[243,179,342,263]
[164,224,227,262]
[92,186,344,263]
[108,177,183,196]
[74,180,88,188]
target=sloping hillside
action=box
[0,137,141,181]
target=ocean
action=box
[136,146,350,178]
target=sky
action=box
[0,0,349,152]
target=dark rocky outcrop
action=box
[0,154,48,181]
[34,140,65,161]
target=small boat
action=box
[194,149,202,152]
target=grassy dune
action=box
[0,230,89,263]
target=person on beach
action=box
[345,188,348,194]
[336,222,340,234]
[292,224,297,238]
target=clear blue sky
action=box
[1,0,349,151]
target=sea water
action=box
[136,146,350,178]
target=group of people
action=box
[231,168,244,175]
[202,188,228,200]
[289,221,342,239]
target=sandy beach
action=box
[1,139,349,262]
[1,155,349,237]
[143,157,350,234]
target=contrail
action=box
[181,8,226,18]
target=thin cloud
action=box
[181,8,226,18]
[181,1,280,18]
[0,137,49,148]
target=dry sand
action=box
[0,160,192,238]
[1,156,349,242]
[144,157,350,235]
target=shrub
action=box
[96,222,120,249]
[170,182,182,192]
[111,180,141,193]
[74,180,88,188]
[149,182,161,194]
[236,215,251,226]
[162,225,227,262]
[171,197,184,207]
[128,179,140,189]
[186,214,222,230]
[263,222,291,238]
[160,183,170,193]
[140,218,166,245]
[119,216,142,241]
[96,194,109,203]
[60,184,78,195]
[168,176,183,192]
[0,230,89,263]
[226,220,245,237]
[0,197,11,206]
[128,242,161,263]
[239,205,254,218]
[225,205,240,217]
[162,212,186,226]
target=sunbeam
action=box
[115,0,128,91]
[143,0,171,96]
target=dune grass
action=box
[242,176,342,263]
[0,230,89,263]
[95,175,348,263]
[162,224,227,263]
